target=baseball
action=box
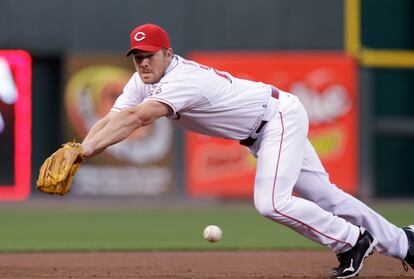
[203,225,222,243]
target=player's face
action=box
[132,48,173,84]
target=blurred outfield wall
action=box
[0,0,413,199]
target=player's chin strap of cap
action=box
[240,86,279,147]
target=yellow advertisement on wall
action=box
[63,55,174,196]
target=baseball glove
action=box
[36,141,84,195]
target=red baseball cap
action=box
[126,24,171,56]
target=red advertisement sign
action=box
[186,52,358,197]
[0,50,32,201]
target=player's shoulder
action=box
[130,72,140,83]
[162,55,199,80]
[172,55,212,79]
[175,55,203,70]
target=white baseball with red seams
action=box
[112,54,409,259]
[203,225,222,243]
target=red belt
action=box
[240,86,279,147]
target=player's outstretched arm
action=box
[82,111,117,144]
[81,100,170,158]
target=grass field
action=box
[0,199,413,252]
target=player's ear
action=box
[165,48,173,58]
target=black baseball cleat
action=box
[330,228,378,279]
[402,225,414,271]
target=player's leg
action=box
[403,226,414,270]
[293,139,408,259]
[253,99,360,254]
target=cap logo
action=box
[134,32,146,42]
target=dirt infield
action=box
[0,251,411,279]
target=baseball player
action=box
[80,23,414,278]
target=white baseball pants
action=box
[250,92,408,258]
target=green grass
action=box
[0,201,412,252]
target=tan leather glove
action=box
[36,141,84,195]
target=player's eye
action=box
[134,54,154,61]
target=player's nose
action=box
[139,57,150,67]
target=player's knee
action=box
[254,197,290,219]
[254,202,274,218]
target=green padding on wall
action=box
[362,0,414,49]
[374,69,414,117]
[375,136,414,197]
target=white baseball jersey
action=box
[111,54,408,260]
[112,55,277,140]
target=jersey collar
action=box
[163,55,178,77]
